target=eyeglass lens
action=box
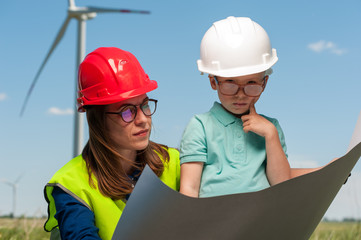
[244,85,263,96]
[120,100,157,123]
[121,106,137,122]
[216,78,263,97]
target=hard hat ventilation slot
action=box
[211,61,221,71]
[97,88,111,97]
[262,53,271,64]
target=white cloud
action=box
[0,93,7,101]
[308,40,347,55]
[47,107,74,115]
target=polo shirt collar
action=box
[210,102,240,126]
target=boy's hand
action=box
[241,102,277,139]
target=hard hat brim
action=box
[197,56,278,77]
[78,79,157,112]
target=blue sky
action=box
[0,0,360,220]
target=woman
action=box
[43,47,180,240]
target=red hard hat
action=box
[77,47,157,112]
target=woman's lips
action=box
[134,129,148,137]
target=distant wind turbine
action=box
[20,0,150,157]
[1,174,24,218]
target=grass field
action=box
[310,222,361,240]
[0,218,50,240]
[0,218,360,239]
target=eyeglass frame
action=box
[105,98,158,123]
[213,76,267,97]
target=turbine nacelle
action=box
[68,7,97,20]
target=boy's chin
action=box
[227,108,250,117]
[233,110,250,117]
[231,107,250,115]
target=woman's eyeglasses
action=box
[214,76,265,97]
[106,98,158,123]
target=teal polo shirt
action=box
[180,102,287,197]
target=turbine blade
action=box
[4,182,13,187]
[0,179,12,186]
[86,6,150,14]
[68,0,75,8]
[20,16,72,117]
[14,173,25,184]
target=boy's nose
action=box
[235,87,247,98]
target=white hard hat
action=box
[197,16,278,77]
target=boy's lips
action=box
[233,102,248,107]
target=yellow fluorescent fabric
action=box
[44,148,180,240]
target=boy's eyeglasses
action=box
[106,98,158,123]
[214,76,266,97]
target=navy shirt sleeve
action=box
[52,186,102,240]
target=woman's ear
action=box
[209,75,217,90]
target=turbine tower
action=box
[1,174,23,218]
[20,0,150,157]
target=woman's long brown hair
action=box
[82,105,170,199]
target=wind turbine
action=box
[20,0,150,157]
[1,174,24,218]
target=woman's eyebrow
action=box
[116,97,149,110]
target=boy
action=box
[179,16,291,198]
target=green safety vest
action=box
[44,148,180,240]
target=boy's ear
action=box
[209,75,217,90]
[264,75,269,88]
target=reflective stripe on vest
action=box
[44,148,180,240]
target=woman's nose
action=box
[134,107,149,124]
